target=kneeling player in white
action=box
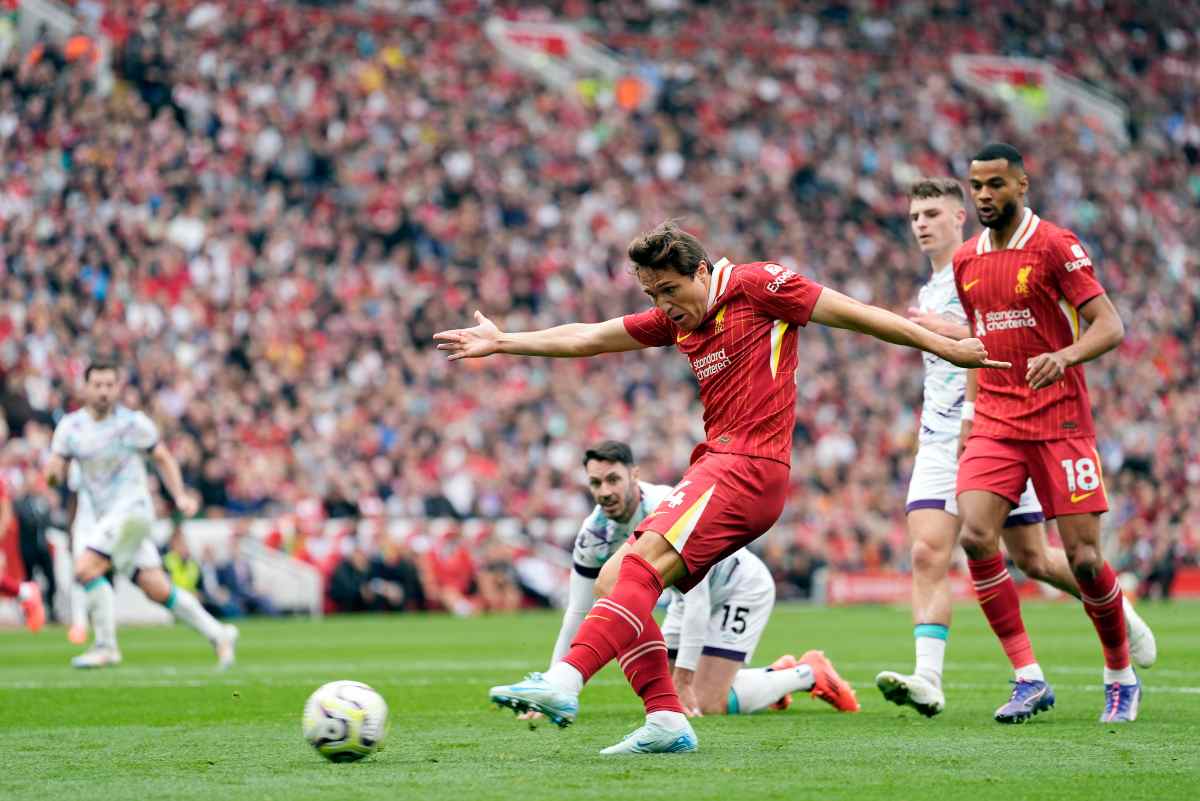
[46,361,237,669]
[878,180,1155,715]
[535,441,856,726]
[660,546,859,717]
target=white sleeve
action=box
[549,569,596,668]
[129,411,160,450]
[674,579,711,671]
[50,420,73,458]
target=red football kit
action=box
[623,258,823,590]
[953,208,1110,518]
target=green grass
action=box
[4,601,1198,801]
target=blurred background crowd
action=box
[0,0,1197,615]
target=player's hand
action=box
[958,418,973,459]
[1026,352,1068,390]
[176,492,200,518]
[677,683,703,718]
[907,308,968,340]
[434,311,502,361]
[943,337,1011,370]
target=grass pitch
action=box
[3,601,1198,801]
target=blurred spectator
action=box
[197,542,242,619]
[163,528,201,596]
[369,536,426,612]
[215,526,283,617]
[424,528,477,616]
[329,539,380,613]
[475,538,523,613]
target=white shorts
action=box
[907,437,1043,525]
[663,576,775,664]
[73,496,161,575]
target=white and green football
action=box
[302,680,389,762]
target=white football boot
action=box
[214,624,239,670]
[71,646,122,669]
[1123,598,1156,669]
[875,670,946,718]
[599,720,698,755]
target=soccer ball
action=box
[302,680,389,762]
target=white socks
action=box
[729,665,815,714]
[84,577,116,649]
[1104,666,1137,686]
[915,636,947,688]
[646,710,689,729]
[1015,663,1046,682]
[543,661,584,695]
[70,583,88,629]
[165,586,225,642]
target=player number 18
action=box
[1061,457,1100,492]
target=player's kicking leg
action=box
[876,506,955,717]
[490,535,696,752]
[1002,525,1156,669]
[135,563,238,670]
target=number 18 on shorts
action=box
[957,436,1109,520]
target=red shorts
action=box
[957,435,1109,520]
[634,450,789,592]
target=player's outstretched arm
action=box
[811,287,1010,369]
[151,442,199,517]
[434,311,647,360]
[1026,294,1124,389]
[906,307,970,340]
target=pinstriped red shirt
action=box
[953,209,1106,441]
[623,259,823,467]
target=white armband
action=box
[961,401,975,422]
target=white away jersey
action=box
[51,406,159,518]
[572,481,674,577]
[916,265,967,443]
[665,546,773,611]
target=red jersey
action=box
[953,208,1107,440]
[623,258,823,466]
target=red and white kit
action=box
[623,258,822,589]
[953,208,1109,519]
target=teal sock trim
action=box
[914,623,949,641]
[165,586,178,610]
[727,687,740,715]
[83,577,110,592]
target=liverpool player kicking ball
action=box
[436,222,1004,753]
[954,144,1140,723]
[876,178,1156,718]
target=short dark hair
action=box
[582,440,634,468]
[972,142,1024,169]
[84,360,119,381]
[627,221,710,277]
[909,177,965,203]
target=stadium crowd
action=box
[0,0,1197,611]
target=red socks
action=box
[0,575,20,597]
[968,554,1037,670]
[1077,562,1130,670]
[618,615,684,714]
[562,553,685,714]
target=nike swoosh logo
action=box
[584,614,611,622]
[963,279,981,291]
[676,332,692,342]
[1070,491,1097,503]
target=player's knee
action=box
[958,521,997,560]
[1066,543,1103,578]
[910,538,950,577]
[593,571,616,600]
